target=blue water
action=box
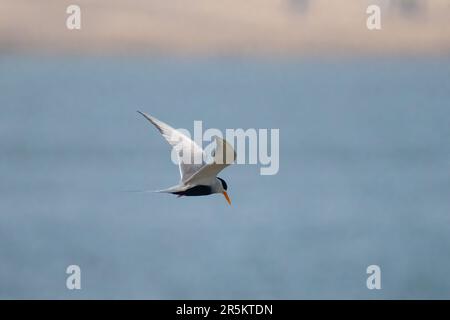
[0,56,449,299]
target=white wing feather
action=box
[138,111,205,182]
[185,136,236,185]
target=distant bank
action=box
[1,0,449,56]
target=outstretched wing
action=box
[138,111,205,182]
[185,136,236,185]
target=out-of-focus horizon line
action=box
[1,0,449,56]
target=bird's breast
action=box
[173,185,213,197]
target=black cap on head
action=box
[217,177,228,190]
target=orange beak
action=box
[222,191,232,205]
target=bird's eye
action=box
[218,177,227,190]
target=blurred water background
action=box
[0,56,449,299]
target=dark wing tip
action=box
[137,110,153,123]
[137,111,165,135]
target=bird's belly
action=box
[174,185,212,197]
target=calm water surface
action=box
[0,57,449,298]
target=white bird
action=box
[137,111,236,205]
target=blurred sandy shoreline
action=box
[1,0,449,56]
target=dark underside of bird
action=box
[172,185,232,204]
[172,185,212,197]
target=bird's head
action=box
[216,177,231,205]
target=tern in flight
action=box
[137,111,236,205]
